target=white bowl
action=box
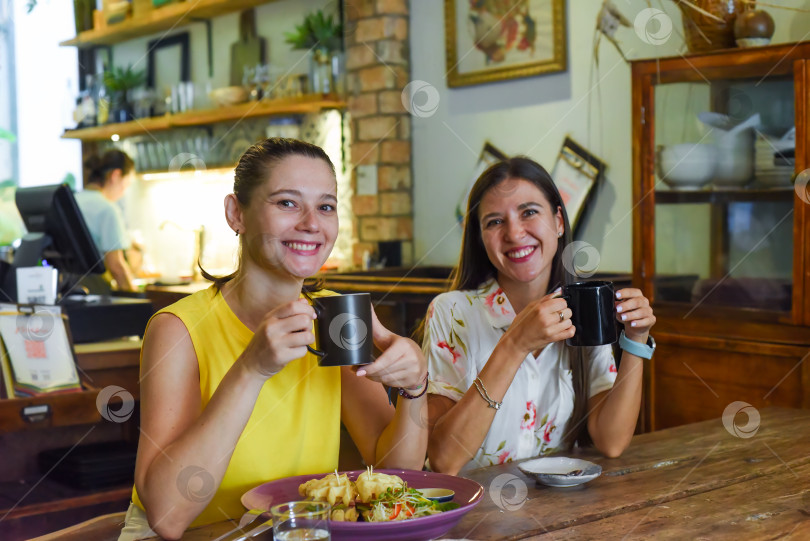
[656,143,716,190]
[518,457,602,487]
[209,86,249,107]
[712,149,754,188]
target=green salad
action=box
[357,484,460,522]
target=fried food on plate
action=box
[330,505,359,522]
[298,471,358,506]
[355,467,404,503]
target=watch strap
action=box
[619,330,655,359]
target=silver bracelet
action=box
[472,377,502,410]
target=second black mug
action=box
[562,280,618,347]
[307,293,373,366]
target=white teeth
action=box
[507,247,535,259]
[285,242,318,251]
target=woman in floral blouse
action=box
[424,157,655,474]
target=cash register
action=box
[0,183,153,343]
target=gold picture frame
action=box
[445,0,567,88]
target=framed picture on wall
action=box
[551,136,606,235]
[146,32,191,114]
[444,0,567,87]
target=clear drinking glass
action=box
[271,501,331,541]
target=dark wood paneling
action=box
[650,331,807,430]
[653,304,808,342]
[0,342,141,539]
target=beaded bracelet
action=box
[398,371,429,399]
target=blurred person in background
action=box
[76,149,140,292]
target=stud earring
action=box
[235,229,239,237]
[558,231,563,238]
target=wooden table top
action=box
[177,407,810,540]
[450,406,810,540]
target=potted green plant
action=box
[103,64,145,123]
[285,10,344,95]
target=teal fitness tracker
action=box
[619,330,656,359]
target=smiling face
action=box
[478,178,563,289]
[237,154,338,280]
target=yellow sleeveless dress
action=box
[130,285,341,528]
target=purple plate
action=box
[241,469,483,541]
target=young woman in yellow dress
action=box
[119,139,428,540]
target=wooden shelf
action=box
[60,0,277,48]
[61,94,346,142]
[655,186,794,204]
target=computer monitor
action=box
[0,184,104,301]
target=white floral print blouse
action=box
[424,279,618,471]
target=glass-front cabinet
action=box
[652,77,795,315]
[631,43,810,432]
[633,43,808,324]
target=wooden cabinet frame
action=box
[631,42,810,432]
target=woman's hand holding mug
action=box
[614,288,656,343]
[240,298,316,378]
[504,289,575,356]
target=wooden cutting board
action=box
[230,9,266,86]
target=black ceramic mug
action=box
[307,293,373,367]
[562,281,618,347]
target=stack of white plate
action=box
[754,129,794,188]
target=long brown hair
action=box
[451,157,590,449]
[200,137,336,291]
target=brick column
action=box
[345,0,412,268]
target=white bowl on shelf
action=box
[656,143,716,190]
[711,146,754,189]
